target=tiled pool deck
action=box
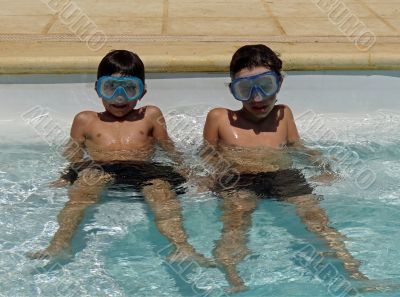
[0,0,399,73]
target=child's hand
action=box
[49,178,70,188]
[176,167,191,180]
[191,175,215,193]
[310,171,339,185]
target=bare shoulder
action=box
[274,104,295,120]
[278,104,300,143]
[72,111,97,125]
[206,107,229,121]
[204,107,228,142]
[70,111,97,140]
[142,105,163,118]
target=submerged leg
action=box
[29,168,113,259]
[213,189,257,293]
[142,179,213,267]
[286,194,367,280]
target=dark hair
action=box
[230,44,282,78]
[97,50,145,83]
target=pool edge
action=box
[1,42,400,74]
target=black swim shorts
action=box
[213,169,313,199]
[60,160,187,193]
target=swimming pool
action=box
[0,72,399,297]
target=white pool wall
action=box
[1,71,399,143]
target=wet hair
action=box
[230,44,283,79]
[97,50,145,83]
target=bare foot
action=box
[348,269,368,280]
[356,280,400,294]
[227,284,247,294]
[167,248,216,267]
[27,246,71,260]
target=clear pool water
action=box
[1,72,400,297]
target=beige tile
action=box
[167,17,280,36]
[271,0,374,18]
[70,0,164,17]
[269,1,324,17]
[319,2,374,18]
[346,4,375,17]
[360,17,399,35]
[169,0,268,17]
[279,16,397,36]
[0,0,52,16]
[384,18,400,32]
[0,16,54,34]
[361,2,400,18]
[360,0,400,3]
[279,17,347,36]
[49,17,163,35]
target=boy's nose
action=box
[113,96,127,104]
[251,89,264,102]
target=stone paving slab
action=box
[0,0,399,73]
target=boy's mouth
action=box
[111,104,128,109]
[251,105,268,113]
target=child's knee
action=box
[76,167,113,187]
[146,179,172,190]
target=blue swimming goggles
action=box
[229,71,281,102]
[95,76,145,102]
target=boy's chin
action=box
[244,106,272,119]
[107,108,132,117]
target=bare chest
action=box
[85,121,153,150]
[219,123,287,149]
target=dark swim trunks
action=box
[213,169,313,200]
[60,160,187,193]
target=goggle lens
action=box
[96,76,144,101]
[230,72,280,101]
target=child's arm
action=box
[202,108,227,171]
[285,106,337,182]
[50,112,89,187]
[203,108,221,145]
[64,112,88,163]
[286,105,324,161]
[147,106,190,177]
[199,108,226,190]
[285,105,301,145]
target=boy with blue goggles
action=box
[229,71,281,102]
[95,76,145,102]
